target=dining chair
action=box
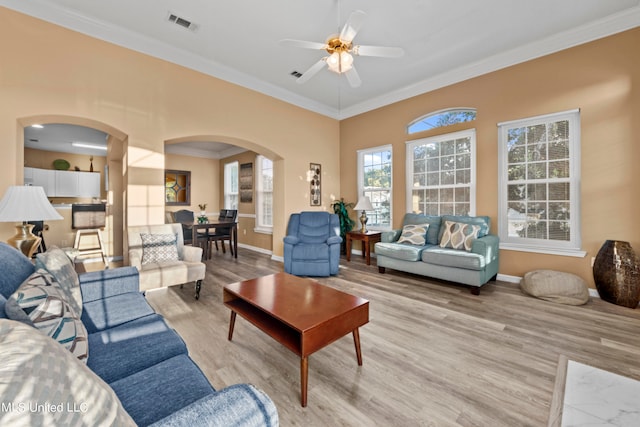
[208,209,237,255]
[173,209,195,244]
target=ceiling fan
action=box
[280,10,404,88]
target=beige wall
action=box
[340,28,640,287]
[0,8,340,258]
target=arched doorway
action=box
[164,135,283,256]
[18,115,128,260]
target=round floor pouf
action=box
[520,270,589,305]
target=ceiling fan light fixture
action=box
[327,51,353,74]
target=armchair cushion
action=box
[140,233,179,264]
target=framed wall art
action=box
[310,163,321,206]
[240,162,253,203]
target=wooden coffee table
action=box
[223,272,369,407]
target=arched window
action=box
[407,108,476,134]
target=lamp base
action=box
[359,211,368,233]
[7,223,41,258]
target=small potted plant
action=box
[197,204,208,224]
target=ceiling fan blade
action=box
[339,10,366,43]
[296,58,327,84]
[345,66,362,88]
[279,39,327,50]
[354,45,405,58]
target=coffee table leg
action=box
[300,356,308,407]
[228,311,237,341]
[353,328,363,365]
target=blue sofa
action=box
[0,243,278,426]
[375,214,499,294]
[283,211,342,276]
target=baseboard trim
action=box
[497,273,521,283]
[237,243,272,256]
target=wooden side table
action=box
[346,231,382,266]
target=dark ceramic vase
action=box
[593,240,640,309]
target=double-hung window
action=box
[255,155,273,233]
[357,145,392,229]
[497,109,582,256]
[406,129,476,216]
[224,161,238,209]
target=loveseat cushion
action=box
[0,319,135,426]
[5,269,89,362]
[402,213,442,245]
[421,247,486,271]
[375,242,430,262]
[397,224,430,245]
[438,215,491,241]
[439,221,482,251]
[87,314,188,383]
[110,354,216,426]
[81,292,156,333]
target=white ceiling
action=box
[4,0,640,121]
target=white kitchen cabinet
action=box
[77,171,101,197]
[24,167,100,198]
[24,167,56,196]
[55,170,79,197]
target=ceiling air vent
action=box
[167,12,198,32]
[290,71,303,78]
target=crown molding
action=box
[338,5,640,119]
[3,0,639,120]
[164,144,246,160]
[0,0,339,119]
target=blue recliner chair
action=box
[283,211,343,276]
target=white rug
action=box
[549,356,640,426]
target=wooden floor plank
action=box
[142,248,640,426]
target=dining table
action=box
[182,218,238,260]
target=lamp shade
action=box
[354,196,373,211]
[0,186,63,222]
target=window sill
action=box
[499,243,587,258]
[254,227,272,235]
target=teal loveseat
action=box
[375,214,499,294]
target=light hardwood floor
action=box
[140,248,640,426]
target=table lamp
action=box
[0,186,63,258]
[353,196,374,233]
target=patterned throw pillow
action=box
[140,233,179,265]
[0,319,136,426]
[439,221,481,252]
[35,245,82,316]
[5,269,88,362]
[397,224,430,245]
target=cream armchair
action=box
[127,223,206,299]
